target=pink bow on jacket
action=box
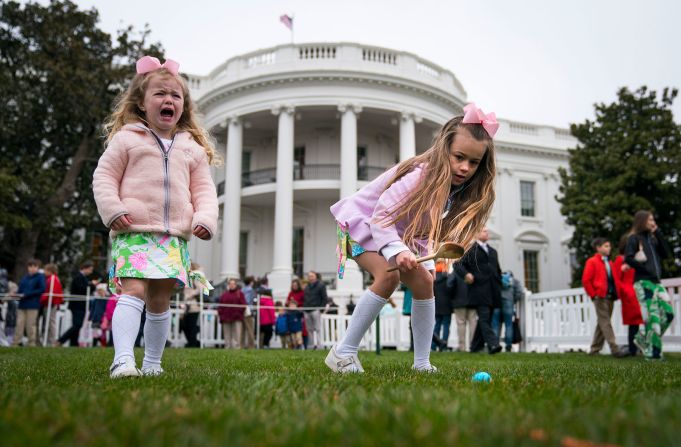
[462,103,499,138]
[136,56,180,75]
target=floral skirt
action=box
[336,222,368,279]
[108,232,211,294]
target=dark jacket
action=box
[455,242,502,308]
[303,281,328,309]
[218,289,246,323]
[69,271,91,311]
[18,272,46,310]
[286,309,304,333]
[433,272,454,316]
[447,270,471,309]
[624,230,670,283]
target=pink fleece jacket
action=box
[93,123,218,240]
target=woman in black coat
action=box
[624,210,673,360]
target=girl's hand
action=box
[621,263,631,272]
[193,225,210,240]
[464,273,475,284]
[395,251,418,272]
[110,214,132,231]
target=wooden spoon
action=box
[386,242,465,272]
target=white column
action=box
[338,104,362,198]
[269,105,295,297]
[221,116,242,280]
[399,111,421,161]
[336,104,364,294]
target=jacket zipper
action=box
[144,127,176,234]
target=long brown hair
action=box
[631,210,652,235]
[379,116,496,251]
[103,68,220,165]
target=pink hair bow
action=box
[462,103,499,138]
[136,56,180,75]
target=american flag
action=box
[280,14,293,30]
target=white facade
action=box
[186,42,577,297]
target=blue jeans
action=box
[432,314,452,350]
[492,299,514,347]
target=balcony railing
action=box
[218,165,388,192]
[186,43,467,100]
[293,164,340,181]
[242,168,277,187]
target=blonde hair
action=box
[103,68,220,165]
[44,263,58,275]
[379,116,496,252]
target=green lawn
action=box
[1,348,679,447]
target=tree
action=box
[558,86,681,285]
[0,0,163,280]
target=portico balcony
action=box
[216,164,386,195]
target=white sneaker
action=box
[325,346,364,373]
[109,358,141,379]
[141,366,164,377]
[412,364,438,373]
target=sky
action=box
[74,0,681,128]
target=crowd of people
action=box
[399,227,525,354]
[0,259,119,348]
[215,271,336,350]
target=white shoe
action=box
[109,358,141,379]
[141,366,164,377]
[325,346,364,373]
[412,364,438,373]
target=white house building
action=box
[185,42,577,297]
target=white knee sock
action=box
[142,309,171,370]
[411,297,435,369]
[112,295,144,364]
[336,289,387,357]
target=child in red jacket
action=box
[582,238,628,357]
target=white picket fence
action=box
[521,277,681,353]
[3,277,680,352]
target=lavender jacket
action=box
[330,164,434,269]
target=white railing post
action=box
[82,286,91,347]
[255,296,261,349]
[199,292,204,349]
[42,275,55,347]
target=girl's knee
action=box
[377,271,401,291]
[121,281,146,299]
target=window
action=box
[357,146,368,180]
[239,231,248,278]
[292,227,304,279]
[241,151,251,175]
[523,250,540,293]
[294,146,305,180]
[520,180,536,217]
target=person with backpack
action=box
[492,271,524,352]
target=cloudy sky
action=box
[76,0,680,128]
